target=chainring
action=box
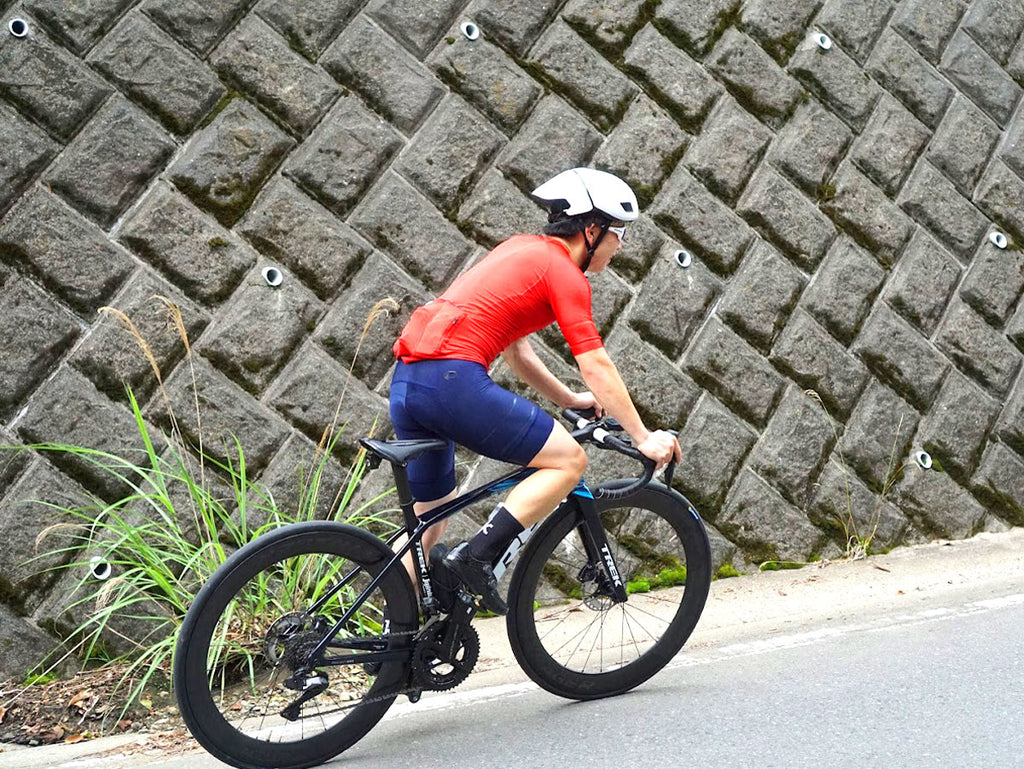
[411,621,480,692]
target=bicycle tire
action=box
[506,484,711,700]
[174,521,418,769]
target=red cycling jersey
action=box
[393,234,603,367]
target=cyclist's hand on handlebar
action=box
[637,430,682,471]
[563,391,604,418]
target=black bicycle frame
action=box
[306,455,627,665]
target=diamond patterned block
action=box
[257,432,349,523]
[256,0,361,60]
[765,100,852,196]
[86,11,226,136]
[926,95,1001,196]
[973,441,1024,524]
[770,309,870,419]
[0,274,80,420]
[838,379,919,492]
[496,96,603,194]
[593,96,688,207]
[897,160,990,260]
[314,252,430,388]
[367,0,464,59]
[628,256,721,359]
[457,169,545,249]
[935,298,1022,397]
[604,325,701,429]
[939,31,1023,127]
[820,162,914,266]
[24,0,133,54]
[199,265,323,395]
[210,15,339,136]
[737,165,836,270]
[562,0,650,54]
[238,178,371,302]
[427,26,543,134]
[998,376,1024,455]
[815,0,894,63]
[893,463,987,540]
[606,217,665,285]
[321,15,444,135]
[1001,107,1024,182]
[529,20,638,131]
[704,27,804,129]
[142,0,252,56]
[890,0,966,64]
[623,24,723,130]
[653,0,736,57]
[168,99,295,227]
[673,393,758,516]
[396,94,506,210]
[789,37,881,130]
[881,229,961,335]
[740,0,823,64]
[851,95,931,196]
[0,22,112,139]
[717,239,804,352]
[349,172,475,291]
[917,370,1000,484]
[685,317,786,428]
[1,187,134,315]
[45,96,174,230]
[17,367,160,501]
[684,95,772,204]
[866,29,954,127]
[748,385,836,507]
[464,0,562,57]
[266,342,391,456]
[802,237,886,345]
[146,357,291,474]
[70,274,209,403]
[119,182,256,305]
[283,94,403,218]
[718,469,823,563]
[959,237,1024,326]
[852,304,950,410]
[975,160,1024,243]
[649,166,755,276]
[0,102,58,214]
[807,458,910,548]
[962,0,1024,65]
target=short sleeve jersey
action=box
[393,234,603,367]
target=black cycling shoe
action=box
[443,542,507,616]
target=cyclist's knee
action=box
[567,442,588,478]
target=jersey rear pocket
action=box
[395,300,464,358]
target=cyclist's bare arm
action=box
[574,347,681,469]
[501,337,597,411]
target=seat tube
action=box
[576,495,628,603]
[392,463,420,533]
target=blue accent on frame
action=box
[570,478,594,499]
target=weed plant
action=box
[1,297,402,727]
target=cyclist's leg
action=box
[504,420,587,528]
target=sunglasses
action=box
[608,224,626,242]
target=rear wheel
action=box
[174,522,418,769]
[507,485,711,700]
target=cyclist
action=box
[389,167,682,615]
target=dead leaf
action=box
[65,733,86,744]
[69,689,94,708]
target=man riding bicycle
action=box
[389,167,682,615]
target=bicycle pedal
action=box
[405,688,422,703]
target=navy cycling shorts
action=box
[389,359,554,502]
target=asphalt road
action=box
[4,531,1023,769]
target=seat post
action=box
[391,462,420,532]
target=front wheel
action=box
[506,485,711,700]
[174,521,418,769]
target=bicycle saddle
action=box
[360,438,448,466]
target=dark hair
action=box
[542,213,609,238]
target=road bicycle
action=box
[173,409,712,769]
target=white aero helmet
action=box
[532,168,639,224]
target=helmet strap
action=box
[581,222,610,272]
